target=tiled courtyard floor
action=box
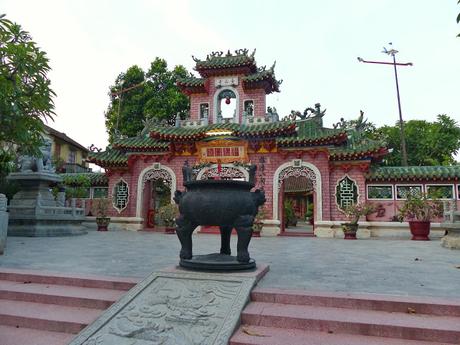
[1,231,460,298]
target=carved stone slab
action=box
[69,271,256,345]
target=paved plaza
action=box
[1,231,460,298]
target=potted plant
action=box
[157,203,178,234]
[397,193,443,241]
[92,198,110,231]
[305,203,314,225]
[340,202,376,239]
[284,200,297,227]
[253,207,267,237]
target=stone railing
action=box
[8,197,85,220]
[0,194,8,254]
[242,111,279,124]
[38,205,85,218]
[176,117,209,127]
[216,111,238,124]
[443,200,460,223]
[441,200,460,249]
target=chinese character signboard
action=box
[196,139,248,163]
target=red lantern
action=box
[225,96,231,105]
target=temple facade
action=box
[88,49,460,237]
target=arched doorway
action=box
[136,166,176,229]
[273,162,322,235]
[283,176,314,233]
[214,88,238,123]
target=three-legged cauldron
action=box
[174,178,265,270]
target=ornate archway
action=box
[272,161,322,222]
[136,165,176,218]
[196,165,248,181]
[213,86,239,124]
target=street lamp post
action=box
[358,43,413,166]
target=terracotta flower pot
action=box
[96,217,110,231]
[408,220,431,241]
[342,223,359,240]
[253,222,263,237]
[164,226,176,234]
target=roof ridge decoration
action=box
[193,48,256,62]
[337,110,387,152]
[285,103,326,129]
[192,48,258,78]
[185,49,281,94]
[137,117,171,138]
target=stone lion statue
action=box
[19,139,55,173]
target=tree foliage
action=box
[353,115,460,166]
[105,58,190,142]
[0,14,55,156]
[457,0,460,37]
[62,174,91,199]
[0,14,55,200]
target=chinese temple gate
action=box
[87,49,460,237]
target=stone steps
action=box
[0,280,125,308]
[0,268,139,345]
[0,325,74,345]
[230,325,446,345]
[231,288,460,344]
[0,268,138,290]
[0,299,101,333]
[251,288,460,316]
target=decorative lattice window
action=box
[426,185,454,199]
[112,179,129,212]
[396,185,422,200]
[199,103,209,119]
[367,185,393,200]
[92,187,108,199]
[336,176,358,208]
[244,100,254,116]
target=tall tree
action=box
[105,58,190,142]
[353,115,460,166]
[0,14,55,156]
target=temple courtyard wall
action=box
[96,156,460,238]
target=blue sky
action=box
[2,0,460,155]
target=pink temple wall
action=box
[329,168,367,222]
[106,151,336,223]
[365,181,460,223]
[106,153,460,225]
[189,75,267,122]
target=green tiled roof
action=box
[87,148,127,167]
[277,119,347,147]
[176,76,205,87]
[277,130,347,147]
[242,69,281,93]
[242,70,275,83]
[88,117,389,168]
[330,140,387,160]
[60,172,108,186]
[195,50,256,72]
[113,137,170,151]
[149,122,297,141]
[367,165,460,181]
